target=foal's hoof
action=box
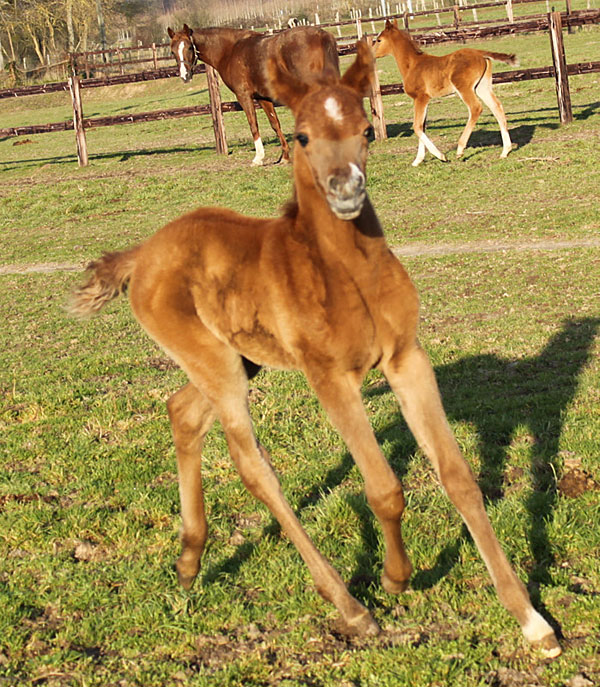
[175,562,199,590]
[334,611,381,637]
[381,571,410,595]
[531,632,562,659]
[275,155,291,165]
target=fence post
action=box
[369,57,387,141]
[565,0,573,33]
[506,0,514,23]
[152,42,158,69]
[548,11,573,123]
[357,16,363,39]
[206,65,228,155]
[68,75,89,167]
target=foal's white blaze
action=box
[178,42,189,81]
[348,162,365,187]
[324,96,344,123]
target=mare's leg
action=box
[475,75,513,158]
[236,92,265,165]
[412,94,447,166]
[381,343,561,657]
[306,370,413,596]
[258,100,290,164]
[454,85,483,158]
[167,382,216,588]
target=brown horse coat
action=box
[168,24,340,164]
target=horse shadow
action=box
[202,317,599,622]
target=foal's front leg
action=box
[214,386,380,637]
[306,370,414,596]
[412,95,447,166]
[382,343,561,657]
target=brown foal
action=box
[69,40,560,657]
[167,24,339,165]
[375,19,517,165]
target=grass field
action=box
[1,26,599,687]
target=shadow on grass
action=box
[202,317,599,626]
[0,143,230,170]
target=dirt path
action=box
[1,238,599,276]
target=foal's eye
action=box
[295,133,309,147]
[364,126,375,142]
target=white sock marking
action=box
[252,137,265,165]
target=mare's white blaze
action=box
[252,137,265,165]
[178,42,189,81]
[324,96,343,123]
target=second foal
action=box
[69,41,560,657]
[375,19,517,165]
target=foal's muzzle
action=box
[326,163,366,220]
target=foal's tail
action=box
[67,246,140,318]
[480,50,519,67]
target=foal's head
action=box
[167,24,196,83]
[271,39,376,220]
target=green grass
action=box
[1,28,600,687]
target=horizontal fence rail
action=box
[1,10,598,162]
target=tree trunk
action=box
[66,0,75,53]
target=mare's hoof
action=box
[276,156,291,165]
[381,572,410,595]
[532,632,562,659]
[333,611,380,637]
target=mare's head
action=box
[374,19,398,58]
[270,39,376,220]
[167,24,197,83]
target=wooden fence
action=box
[1,9,599,165]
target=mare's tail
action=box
[67,246,140,318]
[480,50,519,67]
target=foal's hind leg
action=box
[382,344,561,657]
[167,382,216,588]
[454,86,483,158]
[259,100,290,164]
[476,76,513,158]
[412,95,447,166]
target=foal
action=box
[375,19,517,165]
[167,24,339,165]
[69,41,560,657]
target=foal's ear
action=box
[183,23,193,36]
[167,27,174,38]
[341,39,374,98]
[265,56,311,112]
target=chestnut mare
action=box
[69,41,560,657]
[375,19,517,165]
[167,24,339,165]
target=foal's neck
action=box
[292,160,385,262]
[391,30,423,74]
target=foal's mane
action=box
[398,28,425,55]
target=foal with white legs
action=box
[69,41,560,656]
[375,19,517,166]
